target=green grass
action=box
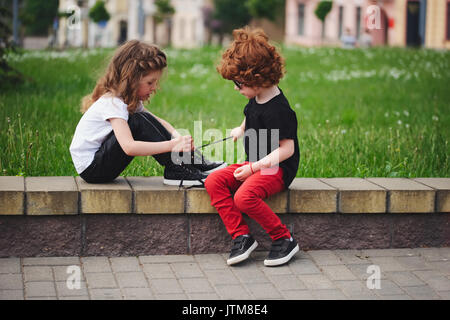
[1,46,449,178]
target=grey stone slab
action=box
[194,254,228,270]
[81,257,112,273]
[139,255,195,264]
[385,271,425,287]
[307,250,343,266]
[320,265,358,281]
[429,261,450,276]
[115,272,148,288]
[0,274,23,290]
[289,178,337,213]
[368,257,409,272]
[245,282,283,299]
[150,278,183,294]
[402,285,441,300]
[334,280,379,299]
[0,289,24,300]
[179,278,215,293]
[376,279,406,296]
[334,250,371,265]
[414,178,450,212]
[171,262,204,278]
[53,266,85,282]
[413,270,450,291]
[110,257,142,272]
[214,284,252,300]
[394,256,434,271]
[187,292,220,300]
[122,287,154,300]
[311,289,347,300]
[281,289,315,300]
[231,264,270,284]
[362,248,417,257]
[155,293,187,300]
[23,266,53,282]
[414,247,450,261]
[90,288,123,300]
[0,258,21,274]
[25,281,56,297]
[142,264,176,279]
[288,258,322,275]
[268,274,307,291]
[202,269,240,285]
[297,274,336,290]
[55,281,88,297]
[22,257,80,266]
[85,272,117,289]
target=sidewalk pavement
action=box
[1,248,449,300]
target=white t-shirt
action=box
[69,95,144,174]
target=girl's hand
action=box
[233,164,253,181]
[230,126,244,142]
[171,135,194,152]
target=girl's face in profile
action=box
[137,70,162,101]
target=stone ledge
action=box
[0,176,449,215]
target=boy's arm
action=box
[230,117,246,141]
[252,139,295,172]
[144,108,181,138]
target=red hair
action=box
[217,26,285,88]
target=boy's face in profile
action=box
[234,81,262,100]
[137,70,162,101]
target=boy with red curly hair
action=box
[204,27,300,267]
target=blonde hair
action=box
[217,26,285,88]
[81,40,167,114]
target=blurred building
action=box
[285,0,450,49]
[57,0,208,48]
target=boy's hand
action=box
[230,126,244,142]
[171,135,194,152]
[233,164,253,181]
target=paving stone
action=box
[368,256,409,272]
[334,250,371,265]
[380,294,412,300]
[289,178,337,213]
[0,258,21,273]
[0,274,23,290]
[26,177,78,215]
[76,176,132,213]
[202,269,240,285]
[0,176,24,215]
[268,274,307,291]
[281,289,315,300]
[394,256,434,271]
[402,285,441,300]
[23,266,53,282]
[214,284,252,299]
[414,247,450,261]
[376,279,406,296]
[127,177,185,214]
[150,278,183,294]
[115,272,148,288]
[297,274,335,290]
[320,178,386,213]
[231,264,270,284]
[110,257,141,272]
[428,261,450,276]
[179,278,215,293]
[307,250,343,266]
[187,292,220,300]
[155,293,187,300]
[89,288,123,300]
[81,257,112,273]
[0,290,24,300]
[85,272,117,289]
[171,262,204,278]
[139,254,195,264]
[245,282,283,299]
[53,265,85,282]
[367,178,434,213]
[122,287,154,300]
[25,281,56,297]
[23,257,80,266]
[413,270,450,291]
[143,264,176,279]
[414,178,450,212]
[288,258,322,275]
[194,254,228,270]
[334,280,379,299]
[362,248,417,257]
[320,265,358,281]
[55,281,88,297]
[436,291,450,299]
[311,289,347,300]
[385,271,425,287]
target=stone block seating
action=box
[0,176,449,257]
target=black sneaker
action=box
[163,163,208,187]
[264,237,299,267]
[188,149,227,174]
[227,235,258,266]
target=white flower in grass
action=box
[403,110,410,117]
[384,112,389,117]
[405,124,410,128]
[397,120,402,125]
[341,129,347,134]
[432,115,439,121]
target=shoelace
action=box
[270,239,288,252]
[177,162,205,190]
[230,237,246,253]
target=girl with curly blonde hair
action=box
[205,27,300,267]
[70,40,224,185]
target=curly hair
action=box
[217,26,285,88]
[81,40,167,114]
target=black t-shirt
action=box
[243,88,300,188]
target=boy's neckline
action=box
[254,86,281,105]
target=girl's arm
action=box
[233,138,295,181]
[144,108,181,138]
[109,118,192,156]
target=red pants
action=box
[204,162,291,241]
